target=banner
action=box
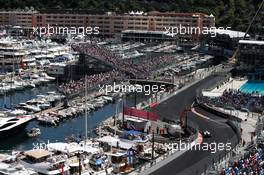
[123,107,158,121]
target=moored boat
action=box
[27,127,41,137]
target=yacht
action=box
[47,142,99,175]
[86,103,95,110]
[0,162,37,175]
[0,38,27,72]
[0,84,11,95]
[107,150,134,174]
[17,104,41,113]
[8,109,28,116]
[89,153,112,174]
[47,62,67,76]
[39,72,56,81]
[30,74,42,86]
[20,149,71,175]
[26,99,51,110]
[101,96,114,102]
[0,115,33,138]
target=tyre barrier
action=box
[195,98,242,123]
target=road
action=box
[150,74,238,175]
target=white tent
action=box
[97,136,135,150]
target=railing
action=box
[134,130,199,175]
[200,134,240,175]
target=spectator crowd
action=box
[73,43,178,78]
[60,43,186,96]
[220,142,264,175]
[200,89,264,113]
[58,70,122,95]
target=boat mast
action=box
[115,99,118,136]
[10,45,15,109]
[3,89,6,108]
[85,74,88,144]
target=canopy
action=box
[97,136,135,150]
[47,142,80,154]
[24,149,50,159]
[95,159,103,165]
[123,130,142,135]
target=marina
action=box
[0,34,226,175]
[0,36,251,175]
[0,3,263,174]
[0,82,149,151]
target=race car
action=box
[202,130,212,138]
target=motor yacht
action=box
[101,96,114,102]
[18,104,41,113]
[8,109,28,116]
[20,149,71,175]
[39,72,56,81]
[0,162,38,175]
[0,115,33,138]
[27,128,41,137]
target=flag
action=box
[127,148,134,165]
[60,165,64,175]
[20,60,25,69]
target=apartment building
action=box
[238,40,264,70]
[0,10,38,28]
[0,10,215,40]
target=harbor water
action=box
[0,83,149,152]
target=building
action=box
[238,40,264,70]
[0,10,37,28]
[0,10,215,41]
[121,30,174,42]
[205,29,250,57]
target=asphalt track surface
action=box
[151,75,239,175]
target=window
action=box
[0,122,16,129]
[7,118,19,122]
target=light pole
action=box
[122,95,125,128]
[77,152,82,175]
[151,130,154,161]
[115,98,122,136]
[85,75,88,145]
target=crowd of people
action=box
[200,89,264,113]
[62,43,183,95]
[132,55,176,77]
[73,43,138,74]
[219,143,264,175]
[73,43,178,78]
[58,70,122,95]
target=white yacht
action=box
[101,96,114,102]
[8,109,28,116]
[0,37,73,71]
[20,149,71,175]
[47,62,67,76]
[0,115,33,138]
[31,74,44,85]
[0,162,37,175]
[17,103,41,113]
[0,38,27,71]
[39,72,56,81]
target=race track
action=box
[150,74,238,175]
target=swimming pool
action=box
[240,81,264,95]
